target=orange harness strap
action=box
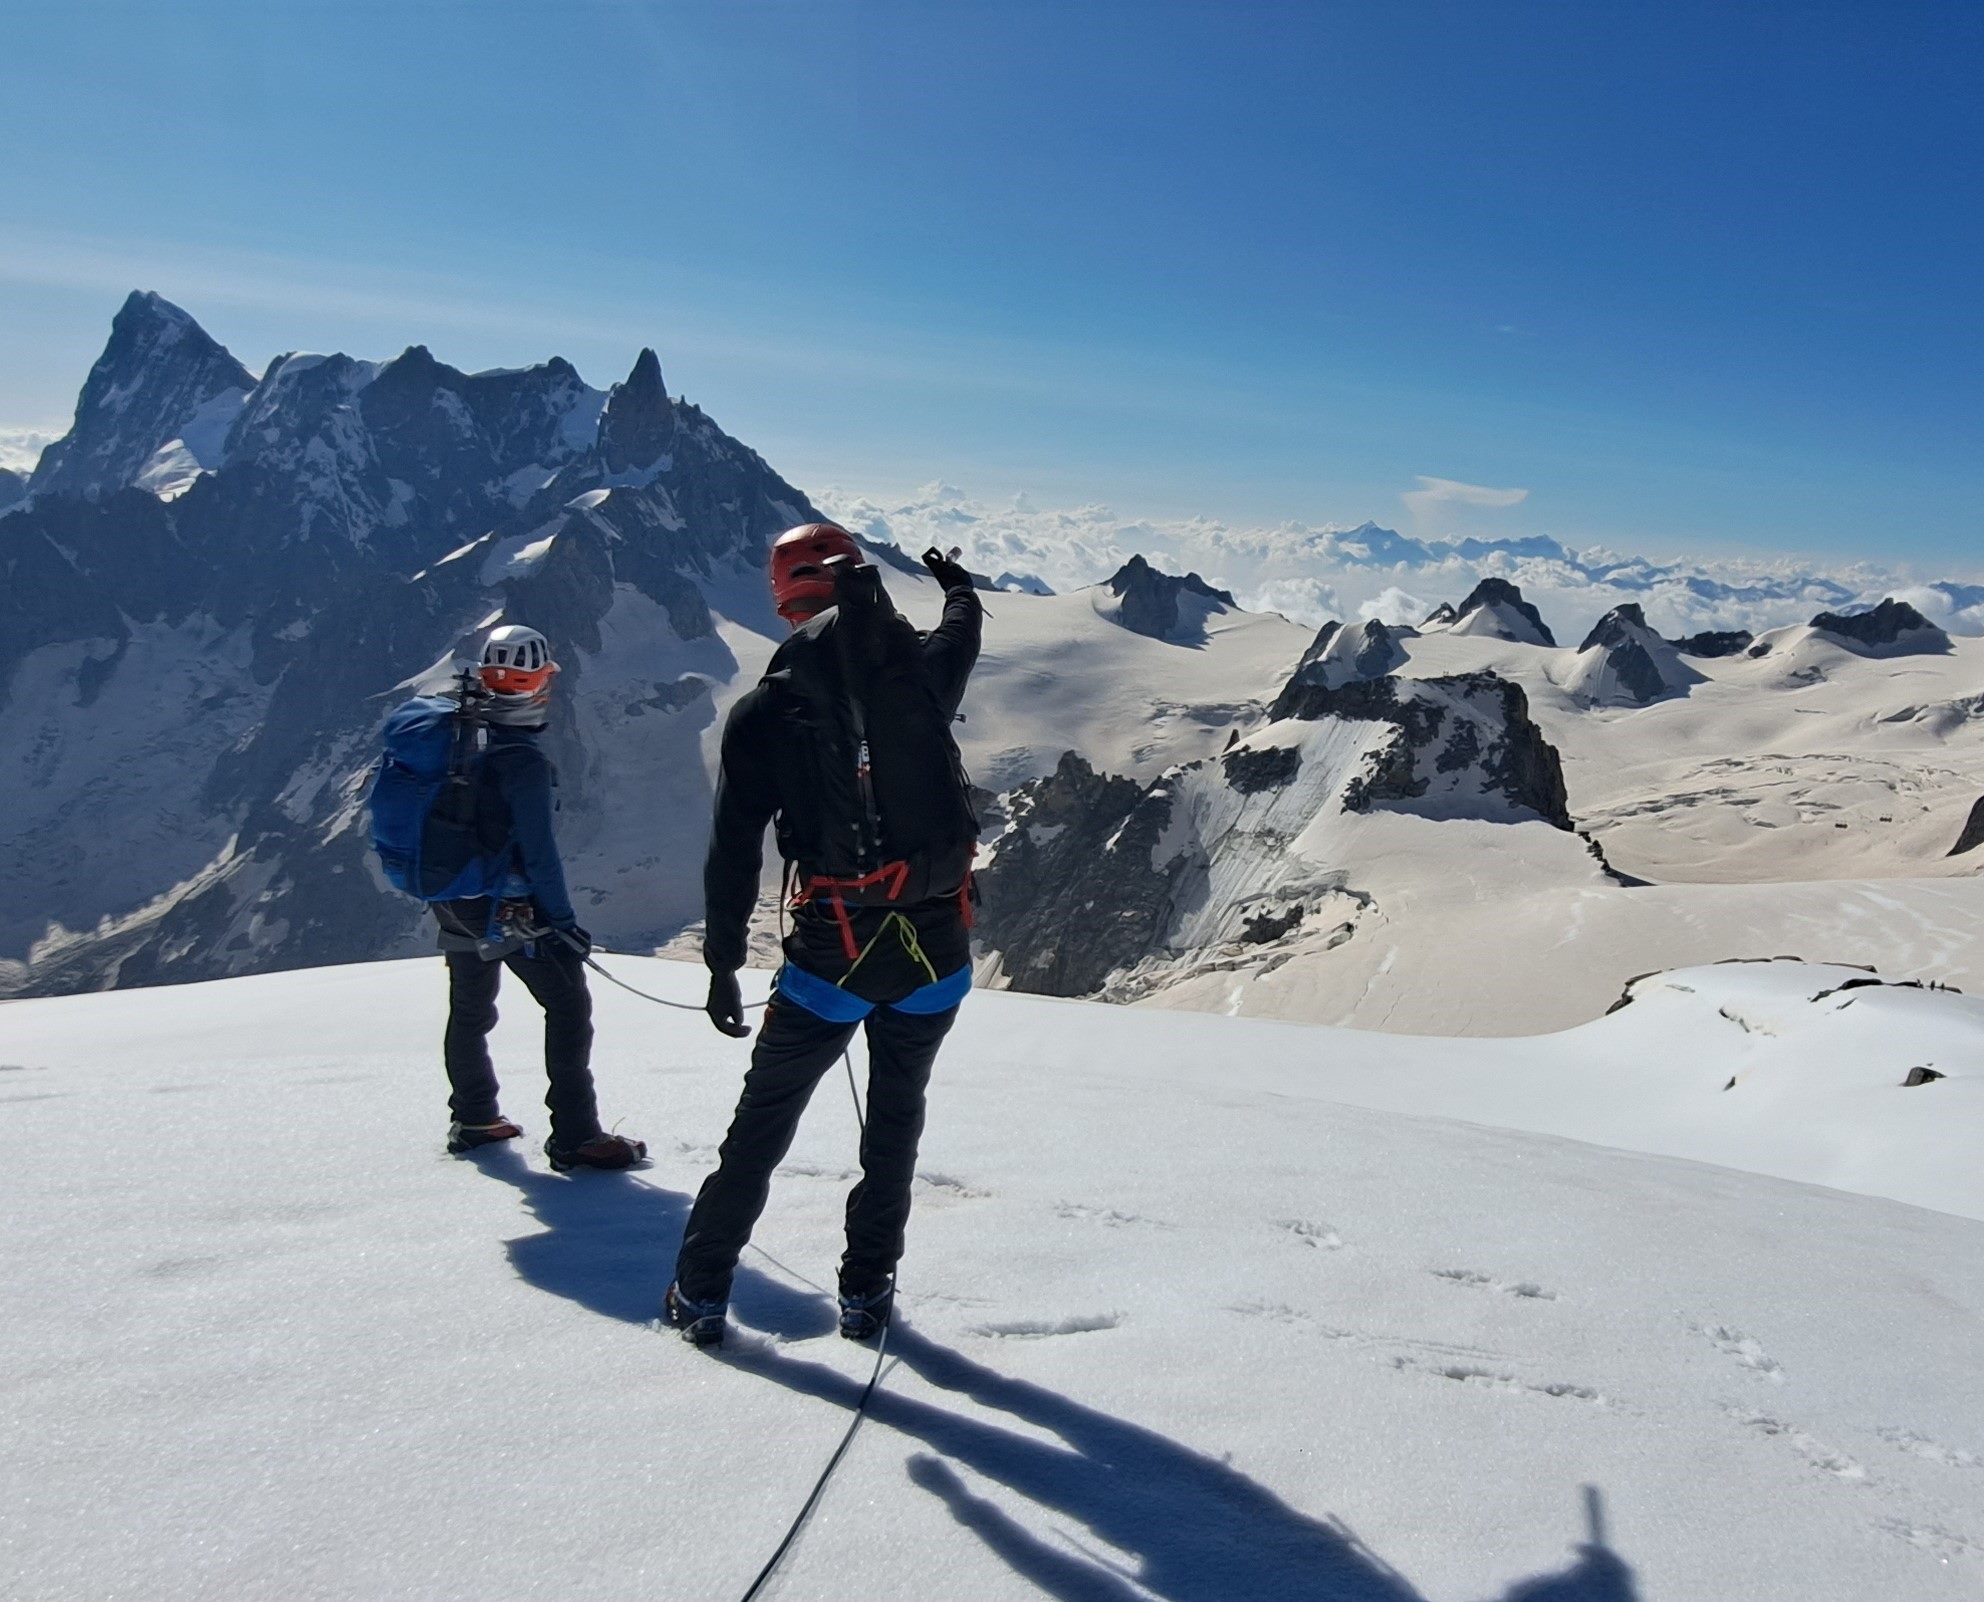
[789,860,915,963]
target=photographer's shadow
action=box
[724,1322,1639,1602]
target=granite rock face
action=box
[29,291,256,502]
[974,665,1574,1000]
[2,297,823,996]
[1808,598,1950,656]
[1672,629,1754,658]
[1447,577,1556,646]
[1103,555,1236,643]
[1290,617,1408,689]
[1567,603,1701,707]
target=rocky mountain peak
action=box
[1449,577,1556,646]
[1421,601,1459,628]
[1291,616,1407,689]
[1811,597,1949,654]
[1577,602,1651,649]
[1103,554,1236,642]
[598,348,673,474]
[1568,603,1699,706]
[29,290,256,502]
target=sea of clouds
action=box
[821,482,1984,646]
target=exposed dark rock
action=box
[1270,671,1573,828]
[1948,797,1984,856]
[30,291,255,502]
[1577,602,1652,652]
[3,294,827,995]
[1453,577,1556,646]
[1809,596,1949,654]
[0,468,24,511]
[973,752,1161,996]
[1222,743,1301,794]
[1903,1066,1946,1087]
[1104,554,1235,642]
[1291,618,1407,687]
[1572,603,1696,706]
[597,348,674,474]
[1299,619,1341,664]
[1241,904,1306,944]
[1672,629,1753,658]
[1422,602,1458,627]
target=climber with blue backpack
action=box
[369,625,646,1172]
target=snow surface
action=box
[4,957,1981,1601]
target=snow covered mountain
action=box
[11,294,1984,1047]
[1,294,820,995]
[5,955,1982,1601]
[1439,576,1558,646]
[26,291,255,502]
[1564,604,1702,707]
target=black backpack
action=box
[765,588,978,907]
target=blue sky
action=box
[3,1,1978,565]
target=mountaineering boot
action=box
[664,1282,728,1348]
[447,1118,523,1155]
[838,1281,896,1342]
[545,1131,649,1173]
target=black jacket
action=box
[704,575,982,982]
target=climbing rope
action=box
[734,1046,895,1602]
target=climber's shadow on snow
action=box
[465,1148,833,1337]
[726,1322,1638,1602]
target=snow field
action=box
[4,957,1981,1600]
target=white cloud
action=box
[816,483,1975,644]
[0,426,59,475]
[1400,475,1530,520]
[1358,586,1431,627]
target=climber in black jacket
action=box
[665,524,982,1347]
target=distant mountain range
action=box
[7,293,1981,1029]
[820,483,1984,645]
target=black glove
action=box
[922,547,974,594]
[552,924,591,958]
[705,969,753,1038]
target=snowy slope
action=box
[3,957,1981,1602]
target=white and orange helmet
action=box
[479,625,558,722]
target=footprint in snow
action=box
[1274,1218,1343,1250]
[1054,1201,1172,1229]
[1391,1356,1607,1406]
[916,1171,989,1201]
[1692,1322,1785,1381]
[971,1313,1122,1340]
[1430,1267,1558,1300]
[1726,1408,1868,1482]
[1878,1426,1982,1470]
[1877,1519,1984,1563]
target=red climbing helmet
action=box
[769,522,864,624]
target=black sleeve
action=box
[921,586,983,717]
[702,689,781,973]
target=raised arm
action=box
[918,549,983,717]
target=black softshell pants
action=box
[674,997,959,1304]
[443,944,601,1148]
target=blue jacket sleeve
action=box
[495,743,577,928]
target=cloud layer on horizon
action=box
[819,482,1984,645]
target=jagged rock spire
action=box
[598,347,674,474]
[30,291,255,501]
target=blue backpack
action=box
[368,690,515,902]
